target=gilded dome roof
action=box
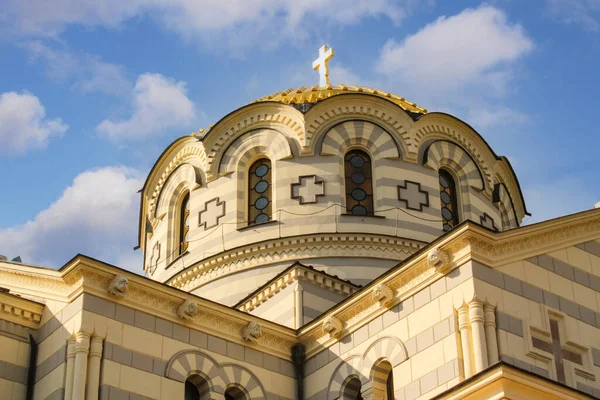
[254,84,428,114]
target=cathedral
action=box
[1,46,600,400]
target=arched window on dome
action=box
[344,149,374,216]
[177,191,190,256]
[248,158,272,225]
[439,169,459,231]
[184,374,210,400]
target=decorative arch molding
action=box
[362,336,407,373]
[423,140,485,193]
[493,183,519,230]
[165,350,266,399]
[155,163,204,219]
[218,128,293,177]
[319,120,400,160]
[328,356,364,400]
[413,114,496,192]
[166,350,224,394]
[304,94,413,157]
[221,364,267,400]
[327,336,408,399]
[146,141,207,220]
[201,103,305,180]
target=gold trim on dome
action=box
[254,85,428,114]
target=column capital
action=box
[468,300,485,323]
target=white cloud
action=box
[546,0,600,32]
[23,41,131,96]
[466,107,529,130]
[0,91,68,155]
[3,0,408,51]
[377,6,533,91]
[375,6,534,129]
[0,167,144,273]
[96,73,196,141]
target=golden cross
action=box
[313,45,334,87]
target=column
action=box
[458,305,473,378]
[64,337,77,400]
[294,282,303,329]
[469,299,488,373]
[86,334,104,400]
[484,303,499,365]
[72,331,90,400]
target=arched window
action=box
[372,360,394,400]
[184,375,210,400]
[439,169,459,231]
[248,158,272,225]
[342,377,363,399]
[177,192,190,256]
[224,386,247,400]
[344,150,374,216]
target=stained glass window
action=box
[439,170,459,231]
[345,150,374,216]
[248,158,272,225]
[178,192,190,255]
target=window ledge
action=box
[237,220,279,232]
[165,250,189,270]
[340,214,386,219]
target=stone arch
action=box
[220,364,267,400]
[155,163,204,219]
[218,128,293,177]
[201,103,304,180]
[186,373,213,400]
[319,120,400,160]
[340,376,363,399]
[328,356,364,400]
[304,94,413,157]
[493,182,519,230]
[166,351,225,395]
[422,140,485,192]
[361,336,407,374]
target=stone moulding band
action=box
[166,233,427,291]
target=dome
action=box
[254,84,428,114]
[139,69,527,307]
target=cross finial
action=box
[313,45,334,87]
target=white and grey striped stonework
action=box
[145,113,522,295]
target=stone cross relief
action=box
[398,181,429,211]
[148,241,160,274]
[198,197,226,229]
[480,213,498,231]
[531,317,584,384]
[291,175,325,204]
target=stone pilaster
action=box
[484,303,499,365]
[458,305,473,378]
[72,331,90,400]
[85,334,104,400]
[469,298,488,373]
[64,337,77,400]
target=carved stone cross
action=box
[148,241,160,274]
[291,175,325,204]
[480,213,498,231]
[532,318,583,383]
[198,197,226,229]
[398,181,429,211]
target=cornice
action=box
[297,209,600,357]
[165,234,427,291]
[236,263,359,313]
[0,291,44,329]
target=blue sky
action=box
[0,0,599,272]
